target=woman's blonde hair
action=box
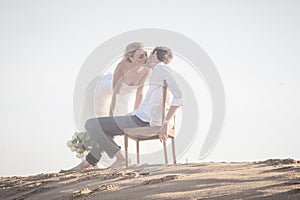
[124,42,145,62]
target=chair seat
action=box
[124,126,174,141]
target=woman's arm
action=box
[134,68,151,110]
[109,63,123,116]
[134,86,144,110]
[112,63,123,90]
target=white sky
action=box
[0,0,299,176]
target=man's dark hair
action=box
[152,46,173,64]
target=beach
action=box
[1,158,300,200]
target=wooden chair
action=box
[124,80,177,168]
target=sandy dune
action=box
[1,158,300,200]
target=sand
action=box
[1,158,300,200]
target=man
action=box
[71,46,182,170]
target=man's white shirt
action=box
[132,63,183,126]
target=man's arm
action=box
[158,105,180,143]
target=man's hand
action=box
[158,106,179,143]
[158,124,169,143]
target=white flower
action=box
[71,146,76,152]
[76,152,84,158]
[68,131,93,159]
[85,135,91,140]
[76,148,82,153]
[66,140,73,148]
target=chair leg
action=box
[172,138,177,165]
[163,141,168,164]
[136,141,140,164]
[125,135,129,168]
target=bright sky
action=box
[0,0,299,176]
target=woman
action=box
[79,42,150,130]
[109,42,150,116]
[77,42,150,167]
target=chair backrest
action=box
[161,79,176,130]
[162,80,167,126]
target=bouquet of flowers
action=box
[66,131,93,159]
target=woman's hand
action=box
[109,110,113,116]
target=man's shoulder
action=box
[153,63,170,72]
[155,62,167,67]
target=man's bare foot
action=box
[110,152,126,168]
[110,159,126,168]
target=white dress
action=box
[78,73,138,131]
[112,82,139,116]
[78,73,139,166]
